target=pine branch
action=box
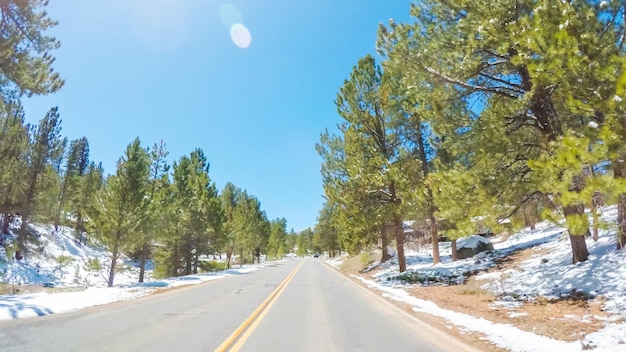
[477,72,525,94]
[423,66,519,99]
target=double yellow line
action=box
[214,261,304,352]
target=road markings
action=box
[214,261,304,352]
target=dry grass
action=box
[453,279,491,297]
[343,245,618,351]
[405,280,611,342]
[338,251,381,276]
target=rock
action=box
[456,235,494,260]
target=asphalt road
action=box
[0,259,472,352]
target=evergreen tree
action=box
[172,149,223,275]
[54,137,89,229]
[613,67,626,250]
[296,228,314,257]
[319,55,416,272]
[286,229,297,254]
[378,0,626,263]
[19,107,64,253]
[73,161,103,245]
[220,182,241,269]
[0,0,64,101]
[88,138,149,287]
[267,218,288,260]
[231,192,267,265]
[135,140,170,282]
[315,201,341,257]
[0,103,28,234]
[151,180,178,278]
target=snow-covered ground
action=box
[2,207,625,351]
[0,266,262,320]
[0,222,266,319]
[334,205,626,352]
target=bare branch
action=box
[423,66,520,99]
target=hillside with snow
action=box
[0,219,265,320]
[330,205,626,352]
[1,220,150,289]
[1,207,625,351]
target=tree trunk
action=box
[380,224,391,263]
[19,172,40,253]
[428,198,440,264]
[591,196,600,242]
[172,241,179,277]
[413,117,440,264]
[75,211,87,245]
[563,203,589,263]
[1,212,9,234]
[18,211,30,253]
[394,215,406,273]
[451,239,458,261]
[617,195,626,250]
[185,254,192,275]
[226,249,232,269]
[108,243,119,287]
[1,191,13,234]
[54,187,67,229]
[568,232,589,264]
[523,202,536,230]
[138,242,148,283]
[614,158,626,249]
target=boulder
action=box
[456,235,494,260]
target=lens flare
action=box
[219,3,242,29]
[230,23,251,48]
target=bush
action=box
[389,270,465,285]
[85,258,101,272]
[56,255,73,268]
[199,260,227,272]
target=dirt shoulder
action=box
[333,249,615,352]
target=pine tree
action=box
[0,103,28,234]
[319,55,418,272]
[88,138,149,287]
[172,149,223,275]
[231,192,267,265]
[296,228,314,257]
[315,201,341,257]
[267,218,288,260]
[19,107,64,253]
[151,180,178,278]
[0,0,64,101]
[609,62,626,250]
[220,182,241,269]
[136,140,170,282]
[378,0,626,263]
[55,137,89,229]
[73,161,103,245]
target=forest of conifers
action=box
[3,1,626,283]
[315,0,626,272]
[0,1,327,288]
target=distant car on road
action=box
[313,253,319,258]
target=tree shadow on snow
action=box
[0,296,54,319]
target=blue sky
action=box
[22,0,414,232]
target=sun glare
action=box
[219,3,242,29]
[230,23,252,49]
[219,3,251,49]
